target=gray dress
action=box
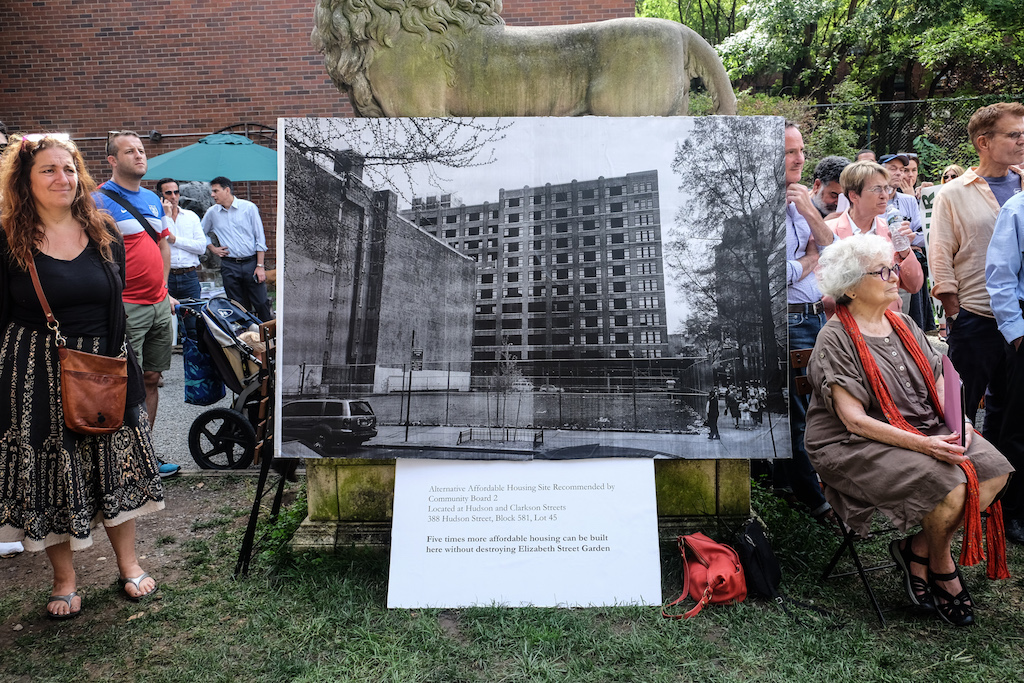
[805,313,1012,535]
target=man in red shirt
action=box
[94,131,179,477]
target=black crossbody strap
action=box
[98,187,162,244]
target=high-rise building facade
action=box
[401,171,670,368]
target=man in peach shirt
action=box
[929,102,1024,445]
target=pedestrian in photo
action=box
[707,389,720,440]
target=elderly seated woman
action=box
[805,234,1012,627]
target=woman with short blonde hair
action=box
[826,161,922,313]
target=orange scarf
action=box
[836,305,1009,579]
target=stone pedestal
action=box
[290,457,750,552]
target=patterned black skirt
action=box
[0,321,164,551]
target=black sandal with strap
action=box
[889,536,935,611]
[929,567,975,627]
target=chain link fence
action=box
[812,95,1024,181]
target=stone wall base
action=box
[292,456,752,552]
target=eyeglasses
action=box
[863,185,893,195]
[942,173,958,181]
[163,190,180,195]
[865,264,901,281]
[984,130,1024,141]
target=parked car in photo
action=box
[282,398,377,453]
[511,378,535,392]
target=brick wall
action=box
[1,0,635,261]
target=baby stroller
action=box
[179,297,266,469]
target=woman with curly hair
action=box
[0,134,164,619]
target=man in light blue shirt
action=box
[985,189,1024,544]
[201,176,273,321]
[782,123,838,521]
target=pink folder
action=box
[942,355,966,446]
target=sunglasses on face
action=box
[943,174,958,181]
[163,190,180,195]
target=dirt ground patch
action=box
[0,474,271,648]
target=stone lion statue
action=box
[311,0,737,117]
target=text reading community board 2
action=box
[388,458,660,608]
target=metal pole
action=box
[446,361,451,426]
[866,105,872,150]
[405,331,415,442]
[632,357,638,432]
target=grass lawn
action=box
[2,476,1024,682]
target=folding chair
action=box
[790,348,896,626]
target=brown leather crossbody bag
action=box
[27,259,127,435]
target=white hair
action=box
[817,234,894,304]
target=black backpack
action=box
[734,518,836,625]
[734,519,783,602]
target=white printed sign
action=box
[387,458,661,608]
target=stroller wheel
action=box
[188,408,256,470]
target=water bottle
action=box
[886,205,910,252]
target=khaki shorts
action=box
[124,296,173,373]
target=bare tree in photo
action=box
[666,117,786,391]
[284,118,512,204]
[491,338,527,427]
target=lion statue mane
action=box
[312,0,737,117]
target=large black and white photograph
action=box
[277,117,788,460]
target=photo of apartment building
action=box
[400,171,670,375]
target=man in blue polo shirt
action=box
[201,176,272,321]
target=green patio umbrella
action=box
[142,133,277,182]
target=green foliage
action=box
[913,134,978,183]
[733,89,813,126]
[635,0,681,22]
[637,0,749,44]
[710,0,1024,100]
[803,80,871,167]
[260,482,311,568]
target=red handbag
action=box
[663,533,747,619]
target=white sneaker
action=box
[0,541,24,557]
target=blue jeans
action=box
[947,307,1007,440]
[168,269,202,340]
[779,311,829,514]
